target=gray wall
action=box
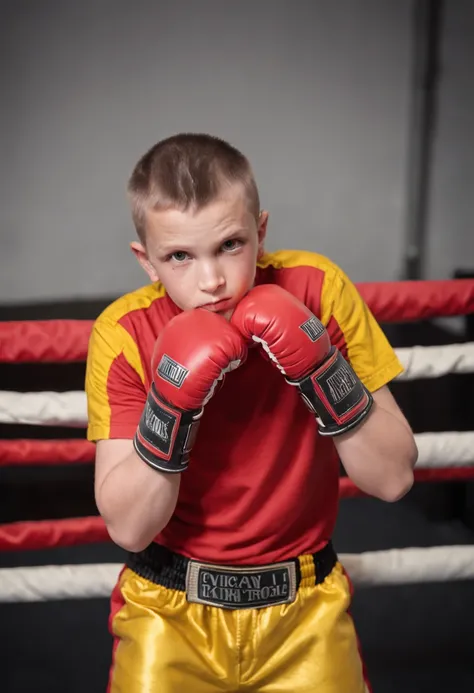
[1,0,472,304]
[426,0,474,279]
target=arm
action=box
[85,319,173,552]
[231,275,416,504]
[335,385,418,502]
[86,310,246,553]
[94,439,181,552]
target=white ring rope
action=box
[0,391,87,427]
[0,545,473,603]
[414,431,474,468]
[395,342,474,380]
[341,545,474,587]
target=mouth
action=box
[199,298,234,313]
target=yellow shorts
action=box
[107,547,370,692]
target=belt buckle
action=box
[185,559,297,610]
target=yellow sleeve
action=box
[85,317,146,442]
[320,265,404,392]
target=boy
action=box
[85,133,418,692]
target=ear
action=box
[257,211,269,260]
[130,241,159,282]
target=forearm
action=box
[96,450,180,552]
[335,400,418,502]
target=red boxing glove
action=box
[134,310,246,473]
[231,285,373,436]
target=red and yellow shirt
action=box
[85,250,403,564]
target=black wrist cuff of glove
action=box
[133,383,202,473]
[288,347,373,436]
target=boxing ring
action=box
[1,278,474,603]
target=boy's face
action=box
[131,184,268,318]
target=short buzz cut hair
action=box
[127,133,261,243]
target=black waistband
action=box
[126,540,337,592]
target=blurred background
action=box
[1,1,473,691]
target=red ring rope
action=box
[0,320,94,363]
[412,467,474,483]
[339,468,474,499]
[358,278,474,323]
[1,279,473,363]
[0,516,109,552]
[0,439,95,466]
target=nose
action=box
[197,260,225,293]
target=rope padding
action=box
[0,439,95,466]
[396,342,474,380]
[0,320,93,363]
[0,391,87,427]
[0,516,109,552]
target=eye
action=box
[169,251,189,262]
[221,239,242,252]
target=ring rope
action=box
[1,432,474,469]
[396,342,474,379]
[1,544,474,603]
[1,279,473,364]
[0,439,95,466]
[0,516,109,552]
[414,431,474,467]
[0,319,94,364]
[339,466,474,498]
[0,391,87,427]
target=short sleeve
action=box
[85,318,147,441]
[321,266,404,392]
